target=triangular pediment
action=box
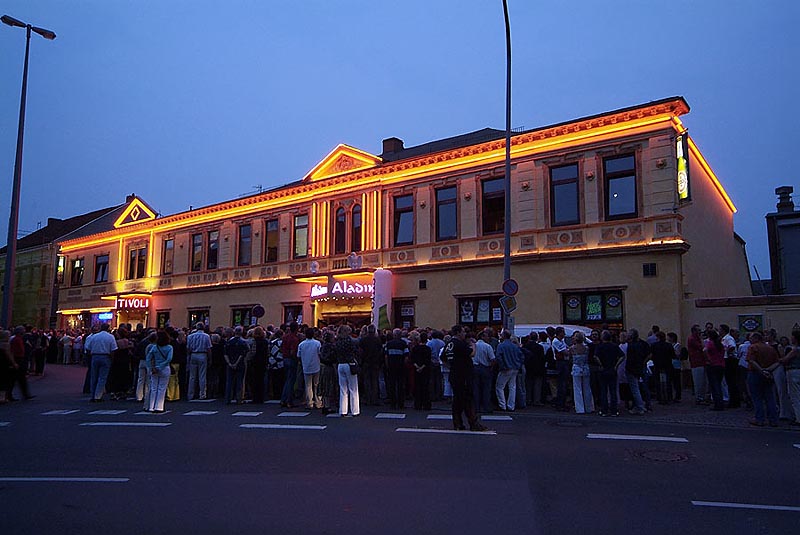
[113,197,157,229]
[304,144,382,182]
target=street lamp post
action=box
[501,1,512,331]
[0,15,56,328]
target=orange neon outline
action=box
[687,137,736,213]
[305,144,382,182]
[113,197,157,229]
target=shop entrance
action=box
[317,312,372,330]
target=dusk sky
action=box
[0,1,796,281]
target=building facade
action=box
[54,97,751,338]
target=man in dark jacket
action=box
[625,328,650,415]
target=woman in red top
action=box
[704,330,726,411]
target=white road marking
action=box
[42,410,80,415]
[427,415,452,420]
[240,424,326,430]
[587,433,688,443]
[794,444,800,449]
[188,399,216,403]
[278,411,310,417]
[396,427,497,436]
[0,422,10,427]
[88,410,127,415]
[375,413,406,419]
[80,422,171,427]
[326,413,341,418]
[232,411,262,417]
[265,400,281,404]
[184,411,219,416]
[135,410,171,415]
[0,477,129,483]
[691,501,800,512]
[481,415,513,421]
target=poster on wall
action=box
[372,269,393,330]
[586,295,602,321]
[738,314,763,335]
[492,308,502,322]
[461,300,474,323]
[477,299,490,322]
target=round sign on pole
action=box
[251,304,265,319]
[502,278,519,296]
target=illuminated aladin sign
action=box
[310,275,375,300]
[116,296,150,310]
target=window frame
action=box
[264,218,279,263]
[190,233,203,272]
[393,194,414,246]
[603,154,638,221]
[207,230,219,270]
[351,204,362,252]
[70,257,85,286]
[549,163,580,227]
[162,238,174,275]
[333,207,347,255]
[237,223,252,267]
[561,290,625,329]
[293,214,309,259]
[94,254,109,284]
[435,186,458,242]
[481,177,505,236]
[126,246,147,280]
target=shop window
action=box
[94,254,109,284]
[127,246,147,280]
[351,204,362,252]
[436,186,458,241]
[457,295,504,330]
[604,154,637,220]
[191,234,203,272]
[283,304,303,325]
[393,194,414,246]
[334,208,347,255]
[70,258,84,286]
[162,238,174,275]
[188,309,209,328]
[294,214,309,259]
[562,291,624,328]
[156,311,170,329]
[550,163,580,226]
[238,224,252,267]
[393,300,416,329]
[207,230,219,270]
[481,178,504,235]
[56,255,66,285]
[231,307,254,327]
[265,219,279,263]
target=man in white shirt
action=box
[186,322,212,400]
[85,323,118,402]
[720,324,741,408]
[472,329,496,412]
[552,327,570,410]
[297,327,322,409]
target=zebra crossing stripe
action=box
[396,427,496,436]
[184,411,218,416]
[278,412,310,417]
[42,410,80,415]
[0,422,9,427]
[375,413,406,419]
[134,410,171,416]
[240,424,326,430]
[232,411,262,417]
[88,410,127,415]
[481,415,513,421]
[427,415,451,420]
[188,399,216,403]
[80,422,171,427]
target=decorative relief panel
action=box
[519,235,536,250]
[546,231,584,247]
[431,245,461,261]
[158,278,173,289]
[289,262,308,275]
[388,250,416,264]
[259,265,278,279]
[599,224,643,244]
[477,239,504,256]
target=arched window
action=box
[334,207,347,255]
[351,204,362,252]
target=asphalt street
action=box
[1,366,797,535]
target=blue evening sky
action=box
[0,1,796,282]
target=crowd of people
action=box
[1,320,798,430]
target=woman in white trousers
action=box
[333,325,360,417]
[145,330,172,413]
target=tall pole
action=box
[502,0,512,330]
[1,25,31,328]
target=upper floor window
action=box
[70,258,84,286]
[351,204,362,252]
[207,230,219,270]
[56,256,66,285]
[294,214,309,259]
[94,254,109,284]
[436,186,458,241]
[191,233,203,272]
[265,219,279,263]
[604,154,637,220]
[238,224,252,266]
[393,194,414,246]
[481,177,505,235]
[333,208,347,255]
[127,246,147,280]
[162,238,174,275]
[550,163,580,226]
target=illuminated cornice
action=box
[59,98,693,249]
[304,144,382,182]
[686,137,736,213]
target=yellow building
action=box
[55,97,751,337]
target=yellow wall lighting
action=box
[57,307,115,315]
[687,137,736,213]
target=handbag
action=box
[349,361,361,375]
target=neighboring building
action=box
[55,97,752,338]
[0,204,124,328]
[766,186,799,295]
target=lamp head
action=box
[1,15,26,28]
[31,26,56,40]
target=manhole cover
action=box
[634,450,690,462]
[551,420,586,428]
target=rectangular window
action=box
[265,219,279,263]
[435,186,458,241]
[458,295,504,330]
[351,205,362,252]
[393,299,416,329]
[393,194,414,246]
[562,291,624,329]
[207,230,219,270]
[293,214,308,259]
[604,154,637,220]
[188,309,209,328]
[283,304,303,324]
[56,256,66,285]
[238,224,252,266]
[162,238,174,275]
[333,208,347,255]
[70,258,84,286]
[94,254,109,283]
[156,311,170,329]
[40,265,49,288]
[481,178,505,235]
[127,246,147,279]
[550,164,580,226]
[231,307,254,327]
[643,263,657,277]
[191,234,203,272]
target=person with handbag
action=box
[334,325,360,417]
[145,330,173,413]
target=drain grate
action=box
[634,449,690,462]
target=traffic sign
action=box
[251,304,265,318]
[502,278,519,296]
[499,295,517,315]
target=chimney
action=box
[382,137,404,156]
[126,193,136,203]
[776,186,794,213]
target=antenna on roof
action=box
[238,185,263,198]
